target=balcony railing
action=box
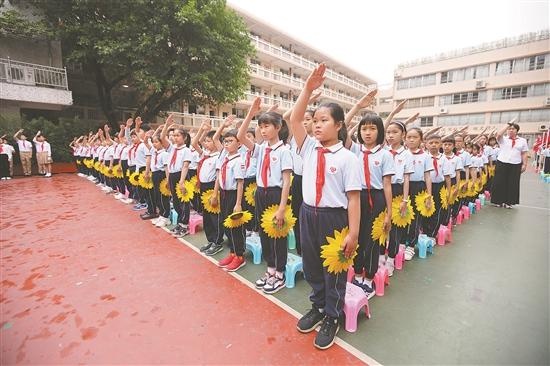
[250,35,371,93]
[249,63,359,106]
[0,58,69,90]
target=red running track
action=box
[0,175,366,365]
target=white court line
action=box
[164,227,381,365]
[516,204,550,211]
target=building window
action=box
[87,109,99,120]
[396,73,436,90]
[396,96,435,109]
[440,64,489,84]
[438,113,485,126]
[495,53,549,75]
[439,91,487,106]
[493,83,549,100]
[491,109,550,124]
[420,117,433,127]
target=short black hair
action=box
[442,137,455,144]
[357,113,385,146]
[315,103,347,143]
[426,134,442,141]
[508,122,520,132]
[223,129,239,141]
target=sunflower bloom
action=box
[320,227,357,274]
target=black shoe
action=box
[297,307,325,333]
[140,213,158,220]
[314,316,339,350]
[204,243,223,256]
[174,225,189,238]
[171,224,183,236]
[200,242,214,253]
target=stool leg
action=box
[344,306,359,333]
[374,271,385,296]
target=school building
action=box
[375,30,550,143]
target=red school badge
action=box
[328,166,337,174]
[374,160,380,166]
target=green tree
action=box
[2,0,254,126]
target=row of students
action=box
[0,130,52,178]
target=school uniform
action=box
[350,142,395,279]
[423,153,453,237]
[240,145,258,232]
[252,140,293,273]
[217,152,246,255]
[103,144,116,190]
[197,150,224,246]
[386,146,413,259]
[34,139,51,174]
[299,136,362,319]
[456,149,472,206]
[491,135,528,205]
[405,149,433,248]
[119,144,132,198]
[188,148,202,213]
[151,148,170,219]
[166,144,193,225]
[0,144,11,178]
[97,146,107,184]
[1,143,15,177]
[289,139,304,254]
[542,148,550,174]
[443,154,464,224]
[17,139,33,176]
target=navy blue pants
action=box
[355,188,385,279]
[406,181,426,248]
[300,203,347,319]
[442,177,456,226]
[220,189,246,256]
[255,187,288,273]
[386,183,405,258]
[290,174,303,255]
[200,181,224,245]
[169,171,190,225]
[423,182,445,237]
[152,170,170,218]
[243,177,258,232]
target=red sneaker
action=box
[225,256,246,272]
[218,253,235,268]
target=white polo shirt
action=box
[429,153,453,183]
[471,155,484,171]
[252,140,293,188]
[151,148,167,172]
[497,135,528,164]
[120,144,129,161]
[299,136,362,209]
[289,139,304,176]
[239,145,257,178]
[444,154,464,179]
[386,146,413,185]
[456,149,472,168]
[17,139,32,152]
[104,145,115,162]
[482,145,493,162]
[1,144,15,160]
[198,151,220,184]
[189,148,200,170]
[350,142,395,190]
[165,144,192,173]
[134,142,151,169]
[408,149,434,182]
[216,152,244,190]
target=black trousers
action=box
[406,181,426,247]
[355,188,385,279]
[243,177,258,232]
[387,183,405,258]
[120,160,131,197]
[137,167,155,214]
[127,165,138,200]
[255,186,288,273]
[423,182,445,237]
[169,171,190,225]
[152,170,170,218]
[491,161,522,205]
[300,203,347,319]
[187,169,202,214]
[200,181,224,245]
[443,177,456,226]
[544,157,550,174]
[290,174,303,255]
[220,189,246,256]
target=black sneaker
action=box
[352,279,375,300]
[205,243,223,256]
[200,242,214,253]
[314,316,339,350]
[263,274,285,294]
[255,272,272,289]
[171,224,183,236]
[297,307,325,333]
[175,225,189,238]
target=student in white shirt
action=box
[541,145,550,174]
[0,137,13,179]
[0,137,15,179]
[491,121,528,208]
[33,131,52,177]
[13,129,33,176]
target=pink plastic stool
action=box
[188,214,204,234]
[346,266,355,283]
[461,205,470,220]
[343,282,371,333]
[374,266,390,297]
[475,199,481,211]
[446,223,453,243]
[437,225,448,246]
[484,190,491,201]
[395,247,405,270]
[457,211,464,224]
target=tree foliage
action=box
[3,0,254,125]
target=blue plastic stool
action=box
[468,202,476,214]
[417,234,434,259]
[478,194,485,206]
[245,235,262,264]
[285,253,303,288]
[170,209,178,225]
[287,229,296,250]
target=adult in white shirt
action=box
[490,121,528,208]
[13,129,34,176]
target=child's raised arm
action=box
[384,99,407,129]
[191,120,211,155]
[290,63,326,149]
[344,89,378,127]
[237,97,262,151]
[215,115,236,151]
[404,112,420,126]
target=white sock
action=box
[387,257,395,265]
[267,267,276,276]
[364,279,373,287]
[379,254,386,264]
[354,275,363,283]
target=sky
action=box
[228,0,549,86]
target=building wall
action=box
[0,37,63,68]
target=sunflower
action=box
[371,210,389,246]
[474,179,483,193]
[415,190,436,217]
[189,175,200,193]
[200,189,220,214]
[176,180,195,202]
[440,186,449,210]
[93,161,101,171]
[481,172,488,186]
[260,204,297,239]
[76,159,82,165]
[138,173,153,189]
[113,164,124,178]
[488,165,495,177]
[224,211,253,229]
[320,227,357,274]
[160,178,171,197]
[129,171,140,186]
[467,181,477,197]
[83,159,92,168]
[391,195,415,227]
[244,182,257,207]
[126,169,131,177]
[449,184,459,204]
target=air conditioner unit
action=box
[439,107,449,114]
[475,80,487,89]
[544,97,550,107]
[540,125,548,131]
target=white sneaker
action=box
[155,217,170,228]
[404,247,415,261]
[87,175,95,180]
[122,198,134,204]
[386,258,395,277]
[6,177,12,180]
[114,193,124,200]
[151,217,161,225]
[77,173,85,177]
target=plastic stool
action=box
[395,246,405,270]
[484,190,491,201]
[374,266,390,296]
[343,282,371,333]
[456,210,463,225]
[170,209,178,225]
[475,199,481,211]
[461,205,470,220]
[287,229,296,250]
[417,234,434,258]
[478,194,485,206]
[445,223,453,243]
[285,253,303,289]
[245,235,262,264]
[346,266,356,283]
[437,225,448,246]
[188,214,203,234]
[468,202,476,214]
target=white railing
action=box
[0,57,68,90]
[250,35,371,93]
[163,112,226,128]
[249,63,359,106]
